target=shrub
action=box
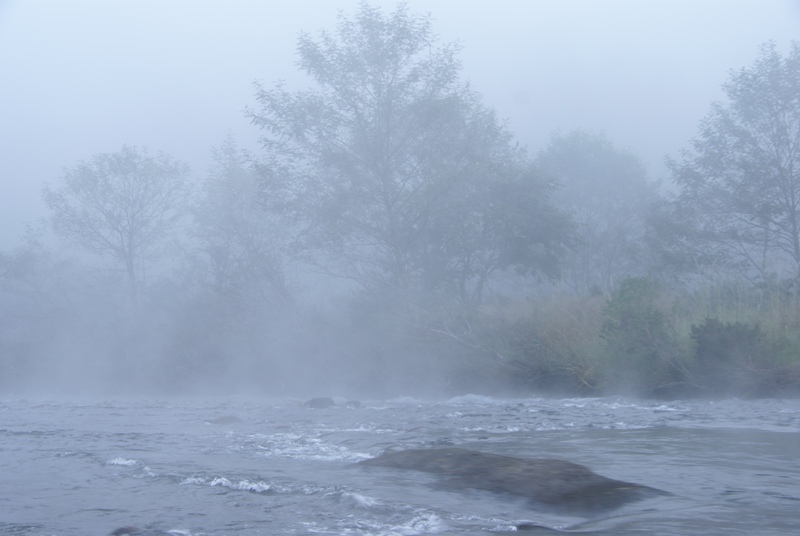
[689,318,763,395]
[600,278,683,395]
[689,317,800,397]
[481,296,605,394]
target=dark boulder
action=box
[358,447,666,513]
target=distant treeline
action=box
[1,5,799,398]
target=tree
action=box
[192,135,291,310]
[661,41,800,283]
[43,145,191,299]
[535,130,658,295]
[247,3,568,303]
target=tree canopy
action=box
[536,130,657,295]
[247,3,569,303]
[192,135,291,309]
[43,145,191,299]
[660,41,800,283]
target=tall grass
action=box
[420,277,800,398]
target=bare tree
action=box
[43,145,191,299]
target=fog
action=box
[1,1,799,398]
[3,0,797,248]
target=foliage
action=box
[689,318,766,395]
[658,41,800,283]
[600,277,682,394]
[536,130,658,295]
[247,3,570,303]
[485,297,604,394]
[5,15,800,399]
[42,145,191,299]
[192,135,291,311]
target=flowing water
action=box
[1,395,798,535]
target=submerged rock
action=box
[108,528,170,536]
[108,526,177,536]
[302,397,361,409]
[303,397,337,409]
[109,528,141,536]
[358,447,667,513]
[205,415,241,425]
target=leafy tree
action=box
[192,135,291,310]
[660,41,800,283]
[536,130,657,295]
[43,145,191,299]
[247,3,569,303]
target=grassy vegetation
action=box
[417,277,800,398]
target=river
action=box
[1,395,798,535]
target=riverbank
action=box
[410,278,800,399]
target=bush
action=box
[689,318,764,395]
[600,278,683,395]
[481,296,604,395]
[689,317,800,397]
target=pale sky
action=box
[1,0,798,249]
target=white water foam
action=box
[208,477,272,493]
[106,457,137,466]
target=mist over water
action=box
[1,395,798,535]
[1,1,799,400]
[2,3,800,534]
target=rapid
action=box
[1,395,798,535]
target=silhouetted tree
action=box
[248,3,568,303]
[43,145,191,300]
[659,41,800,283]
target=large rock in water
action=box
[358,447,666,513]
